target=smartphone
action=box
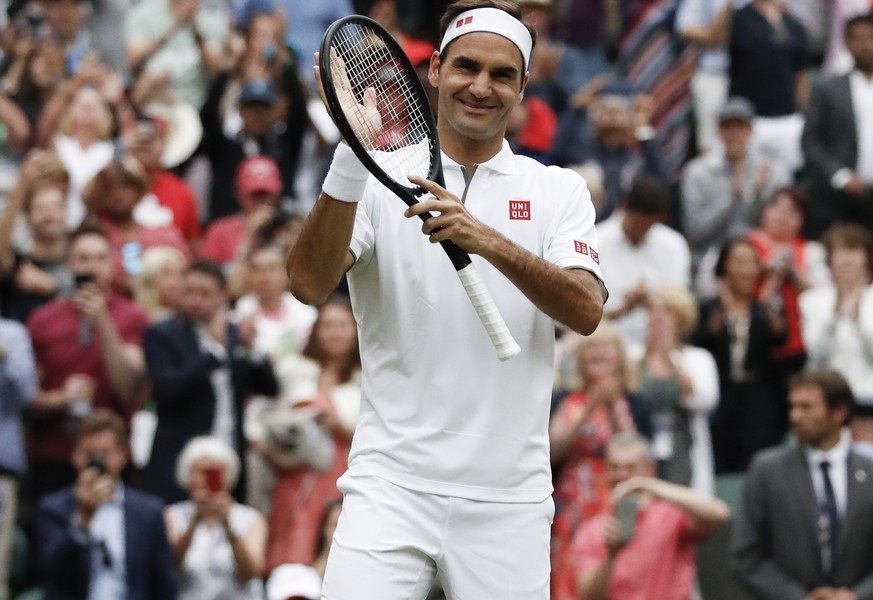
[74,272,94,287]
[87,454,107,476]
[615,494,640,545]
[204,466,223,494]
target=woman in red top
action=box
[549,321,639,600]
[747,186,829,424]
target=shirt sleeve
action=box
[543,168,606,289]
[349,182,378,266]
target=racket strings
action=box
[331,24,435,188]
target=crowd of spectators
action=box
[1,0,873,598]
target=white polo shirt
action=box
[345,140,604,503]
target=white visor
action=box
[438,7,532,71]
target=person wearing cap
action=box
[682,96,792,280]
[198,156,283,271]
[200,77,304,222]
[287,0,607,598]
[802,12,873,238]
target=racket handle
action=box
[457,263,521,362]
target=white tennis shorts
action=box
[320,475,554,600]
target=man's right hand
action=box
[75,468,115,526]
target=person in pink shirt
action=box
[198,156,281,268]
[568,432,729,600]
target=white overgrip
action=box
[456,263,521,361]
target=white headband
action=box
[439,7,532,71]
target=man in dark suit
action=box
[733,370,873,600]
[142,259,278,504]
[36,410,177,600]
[801,13,873,239]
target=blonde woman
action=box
[549,321,643,600]
[133,246,187,321]
[634,286,719,495]
[50,85,116,227]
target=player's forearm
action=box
[286,193,357,305]
[479,233,603,335]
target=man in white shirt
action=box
[733,371,873,600]
[801,12,873,239]
[286,1,606,598]
[598,176,691,346]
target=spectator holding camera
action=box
[26,223,150,499]
[165,436,267,600]
[567,432,730,600]
[747,187,830,407]
[265,294,360,572]
[0,149,71,322]
[35,409,178,600]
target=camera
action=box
[74,272,94,287]
[87,454,107,475]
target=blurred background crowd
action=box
[0,0,873,598]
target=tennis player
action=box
[287,1,607,597]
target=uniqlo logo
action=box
[456,16,474,28]
[591,249,600,264]
[574,241,589,255]
[509,200,531,220]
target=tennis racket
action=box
[319,15,521,361]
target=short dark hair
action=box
[766,186,810,223]
[821,222,873,277]
[714,237,758,278]
[845,11,873,38]
[439,0,537,80]
[68,220,110,248]
[188,259,227,289]
[75,409,128,449]
[789,370,855,424]
[624,176,673,216]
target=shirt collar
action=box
[107,482,125,507]
[440,139,517,176]
[805,428,853,467]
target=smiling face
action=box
[428,31,527,156]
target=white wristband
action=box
[322,143,370,203]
